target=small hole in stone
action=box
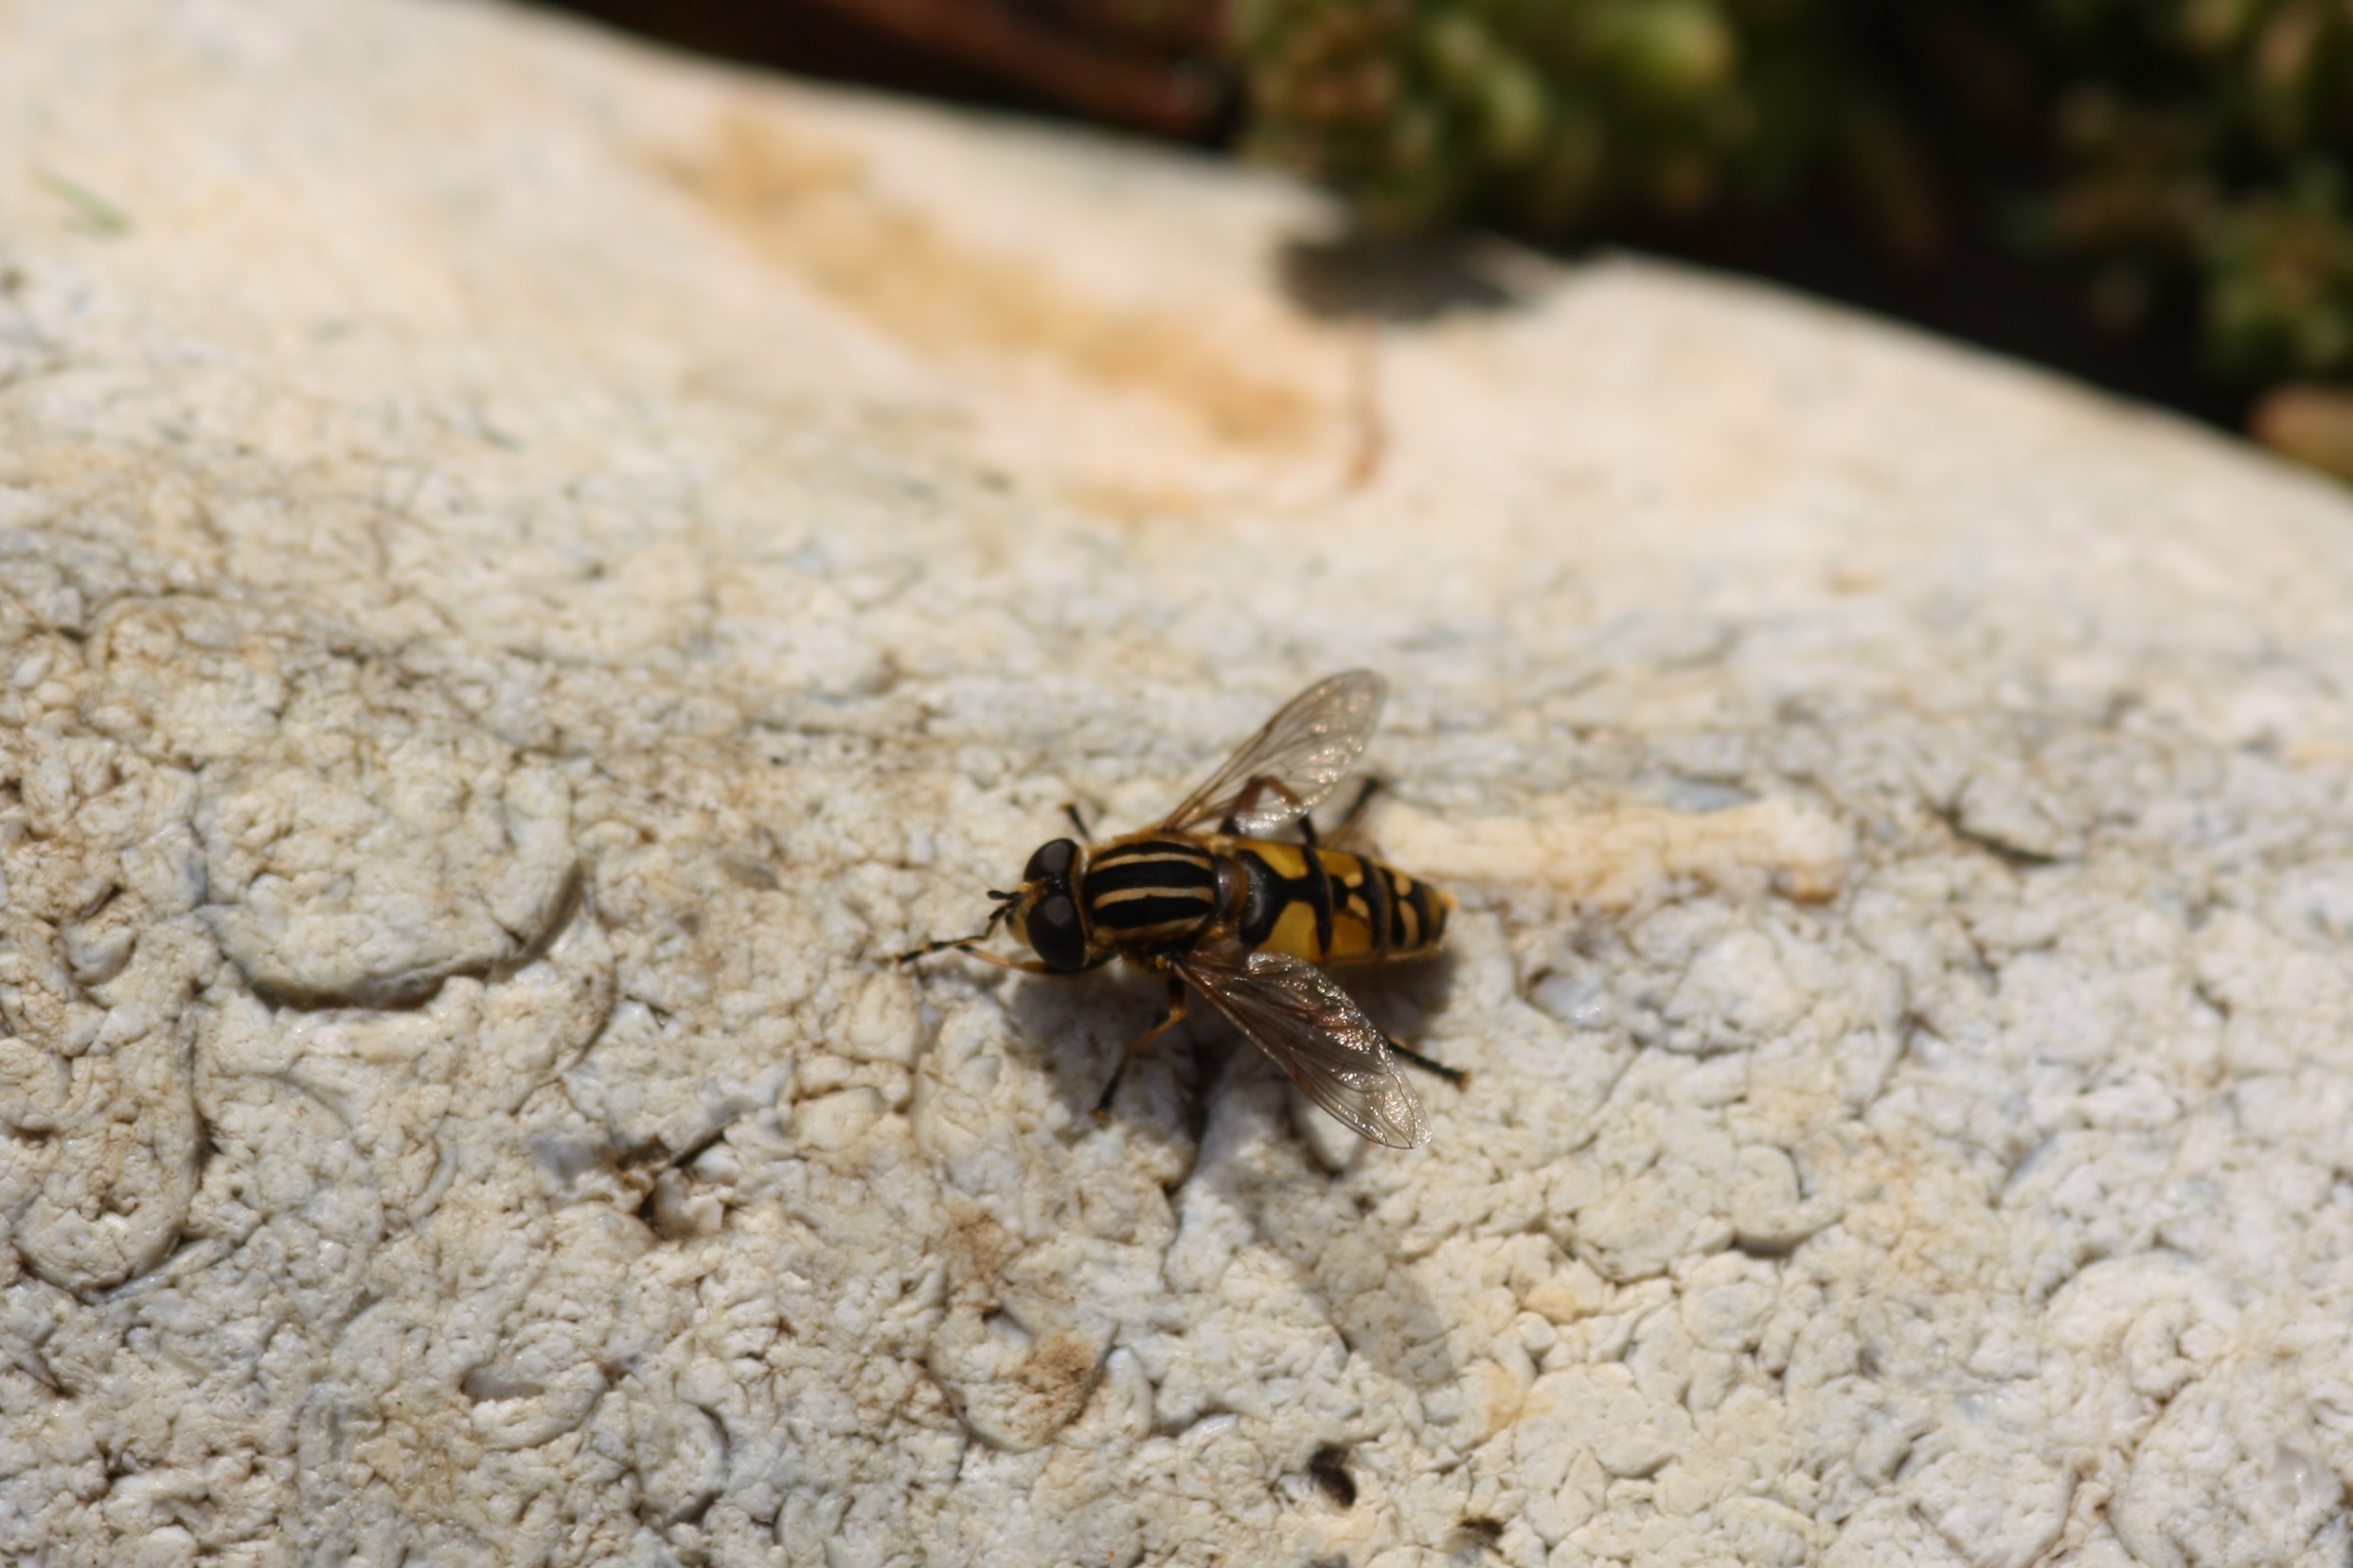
[459,1365,544,1402]
[1308,1444,1356,1509]
[1454,1516,1505,1552]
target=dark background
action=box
[539,0,2242,433]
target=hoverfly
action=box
[899,671,1464,1148]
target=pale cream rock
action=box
[6,0,2353,1563]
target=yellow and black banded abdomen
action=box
[1228,839,1451,966]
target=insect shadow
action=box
[1001,949,1466,1399]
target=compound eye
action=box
[1025,893,1087,971]
[1024,838,1078,884]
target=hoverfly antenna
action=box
[897,894,1014,965]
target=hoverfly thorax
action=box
[1007,836,1090,971]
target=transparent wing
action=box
[1174,947,1429,1149]
[1158,670,1387,836]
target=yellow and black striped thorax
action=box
[1221,838,1451,966]
[1080,836,1225,948]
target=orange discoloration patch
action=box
[1379,799,1857,908]
[666,110,1326,455]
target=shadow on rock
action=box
[1276,226,1525,324]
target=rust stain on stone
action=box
[664,110,1326,454]
[1010,1328,1103,1421]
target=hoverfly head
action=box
[1007,836,1089,971]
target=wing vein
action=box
[1159,670,1388,837]
[1174,946,1428,1149]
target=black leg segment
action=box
[1385,1035,1468,1087]
[1322,778,1382,848]
[1096,978,1190,1115]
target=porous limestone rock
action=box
[6,1,2353,1564]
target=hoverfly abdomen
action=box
[1080,837,1221,948]
[1230,841,1451,967]
[1383,864,1451,957]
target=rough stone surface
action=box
[8,1,2353,1564]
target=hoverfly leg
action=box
[1318,778,1383,850]
[1384,1035,1469,1088]
[1221,775,1308,838]
[1095,978,1190,1117]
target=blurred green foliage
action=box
[1235,0,1851,233]
[1234,0,2353,395]
[2034,0,2353,384]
